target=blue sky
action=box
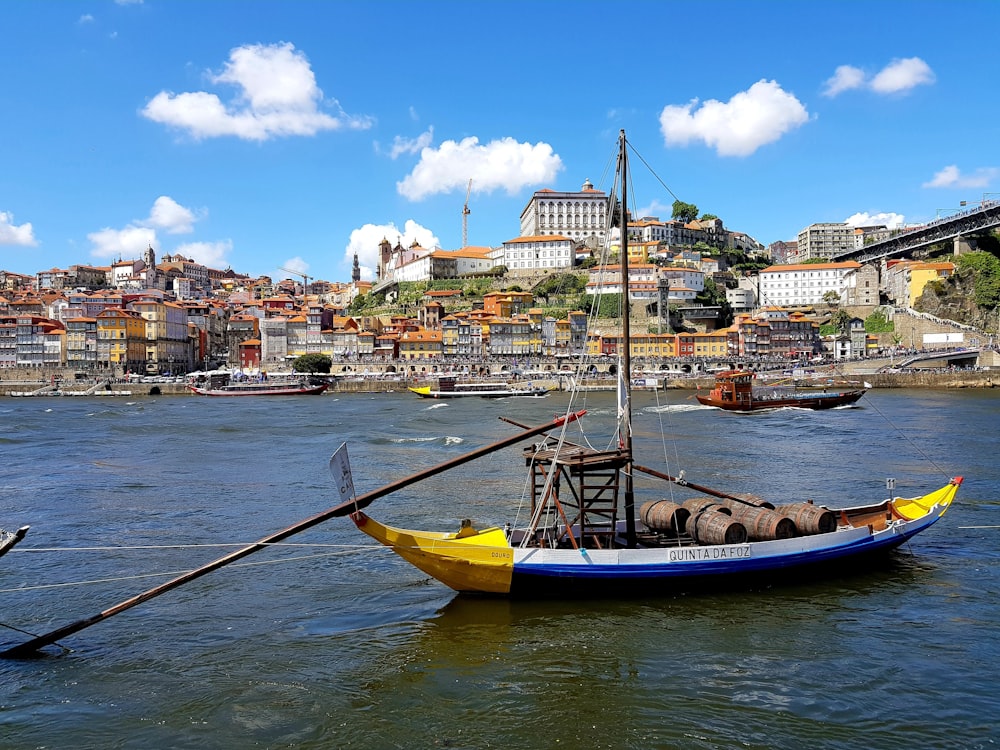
[2,0,998,286]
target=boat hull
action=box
[351,479,960,597]
[696,389,866,411]
[188,383,328,396]
[409,385,550,399]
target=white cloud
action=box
[148,196,198,234]
[637,200,674,220]
[397,136,563,201]
[344,220,441,280]
[845,211,906,230]
[923,165,999,189]
[658,80,810,157]
[88,225,157,261]
[822,65,865,97]
[88,196,204,260]
[824,57,935,97]
[141,42,374,142]
[0,211,38,247]
[78,14,94,23]
[870,57,935,94]
[173,240,233,269]
[383,127,434,159]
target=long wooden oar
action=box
[1,410,585,659]
[0,525,30,560]
[632,463,759,506]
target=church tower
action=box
[352,252,361,283]
[143,244,157,289]
[378,237,392,280]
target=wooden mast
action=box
[619,129,637,547]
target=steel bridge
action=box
[833,198,1000,264]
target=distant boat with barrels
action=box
[696,370,867,411]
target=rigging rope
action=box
[0,545,390,595]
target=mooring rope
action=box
[0,545,390,594]
[9,541,380,553]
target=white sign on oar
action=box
[328,442,356,505]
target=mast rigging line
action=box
[625,139,684,205]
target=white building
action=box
[519,179,608,248]
[853,225,891,249]
[586,264,699,303]
[758,261,862,307]
[383,246,499,283]
[726,286,756,313]
[259,316,289,367]
[501,235,575,272]
[659,267,705,294]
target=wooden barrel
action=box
[777,502,837,535]
[727,504,796,541]
[682,496,732,517]
[688,510,747,545]
[639,500,690,533]
[728,492,775,509]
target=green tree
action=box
[830,309,852,334]
[672,200,699,224]
[864,309,894,333]
[822,290,841,307]
[582,292,623,319]
[534,273,586,302]
[955,250,1000,308]
[348,293,367,314]
[292,354,332,373]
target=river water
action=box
[1,389,998,749]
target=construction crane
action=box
[279,266,312,296]
[462,178,472,248]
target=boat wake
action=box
[644,402,713,414]
[371,435,466,447]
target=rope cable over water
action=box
[0,545,391,595]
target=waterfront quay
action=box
[1,357,997,397]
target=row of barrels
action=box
[639,494,838,546]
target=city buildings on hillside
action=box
[585,263,702,305]
[376,238,498,283]
[853,224,892,248]
[519,179,609,249]
[884,260,955,308]
[796,223,856,261]
[767,240,797,265]
[758,261,862,307]
[500,235,575,273]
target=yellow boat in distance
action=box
[409,376,552,399]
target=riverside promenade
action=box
[1,366,997,397]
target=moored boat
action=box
[340,129,960,596]
[695,369,866,411]
[409,376,550,399]
[188,374,328,396]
